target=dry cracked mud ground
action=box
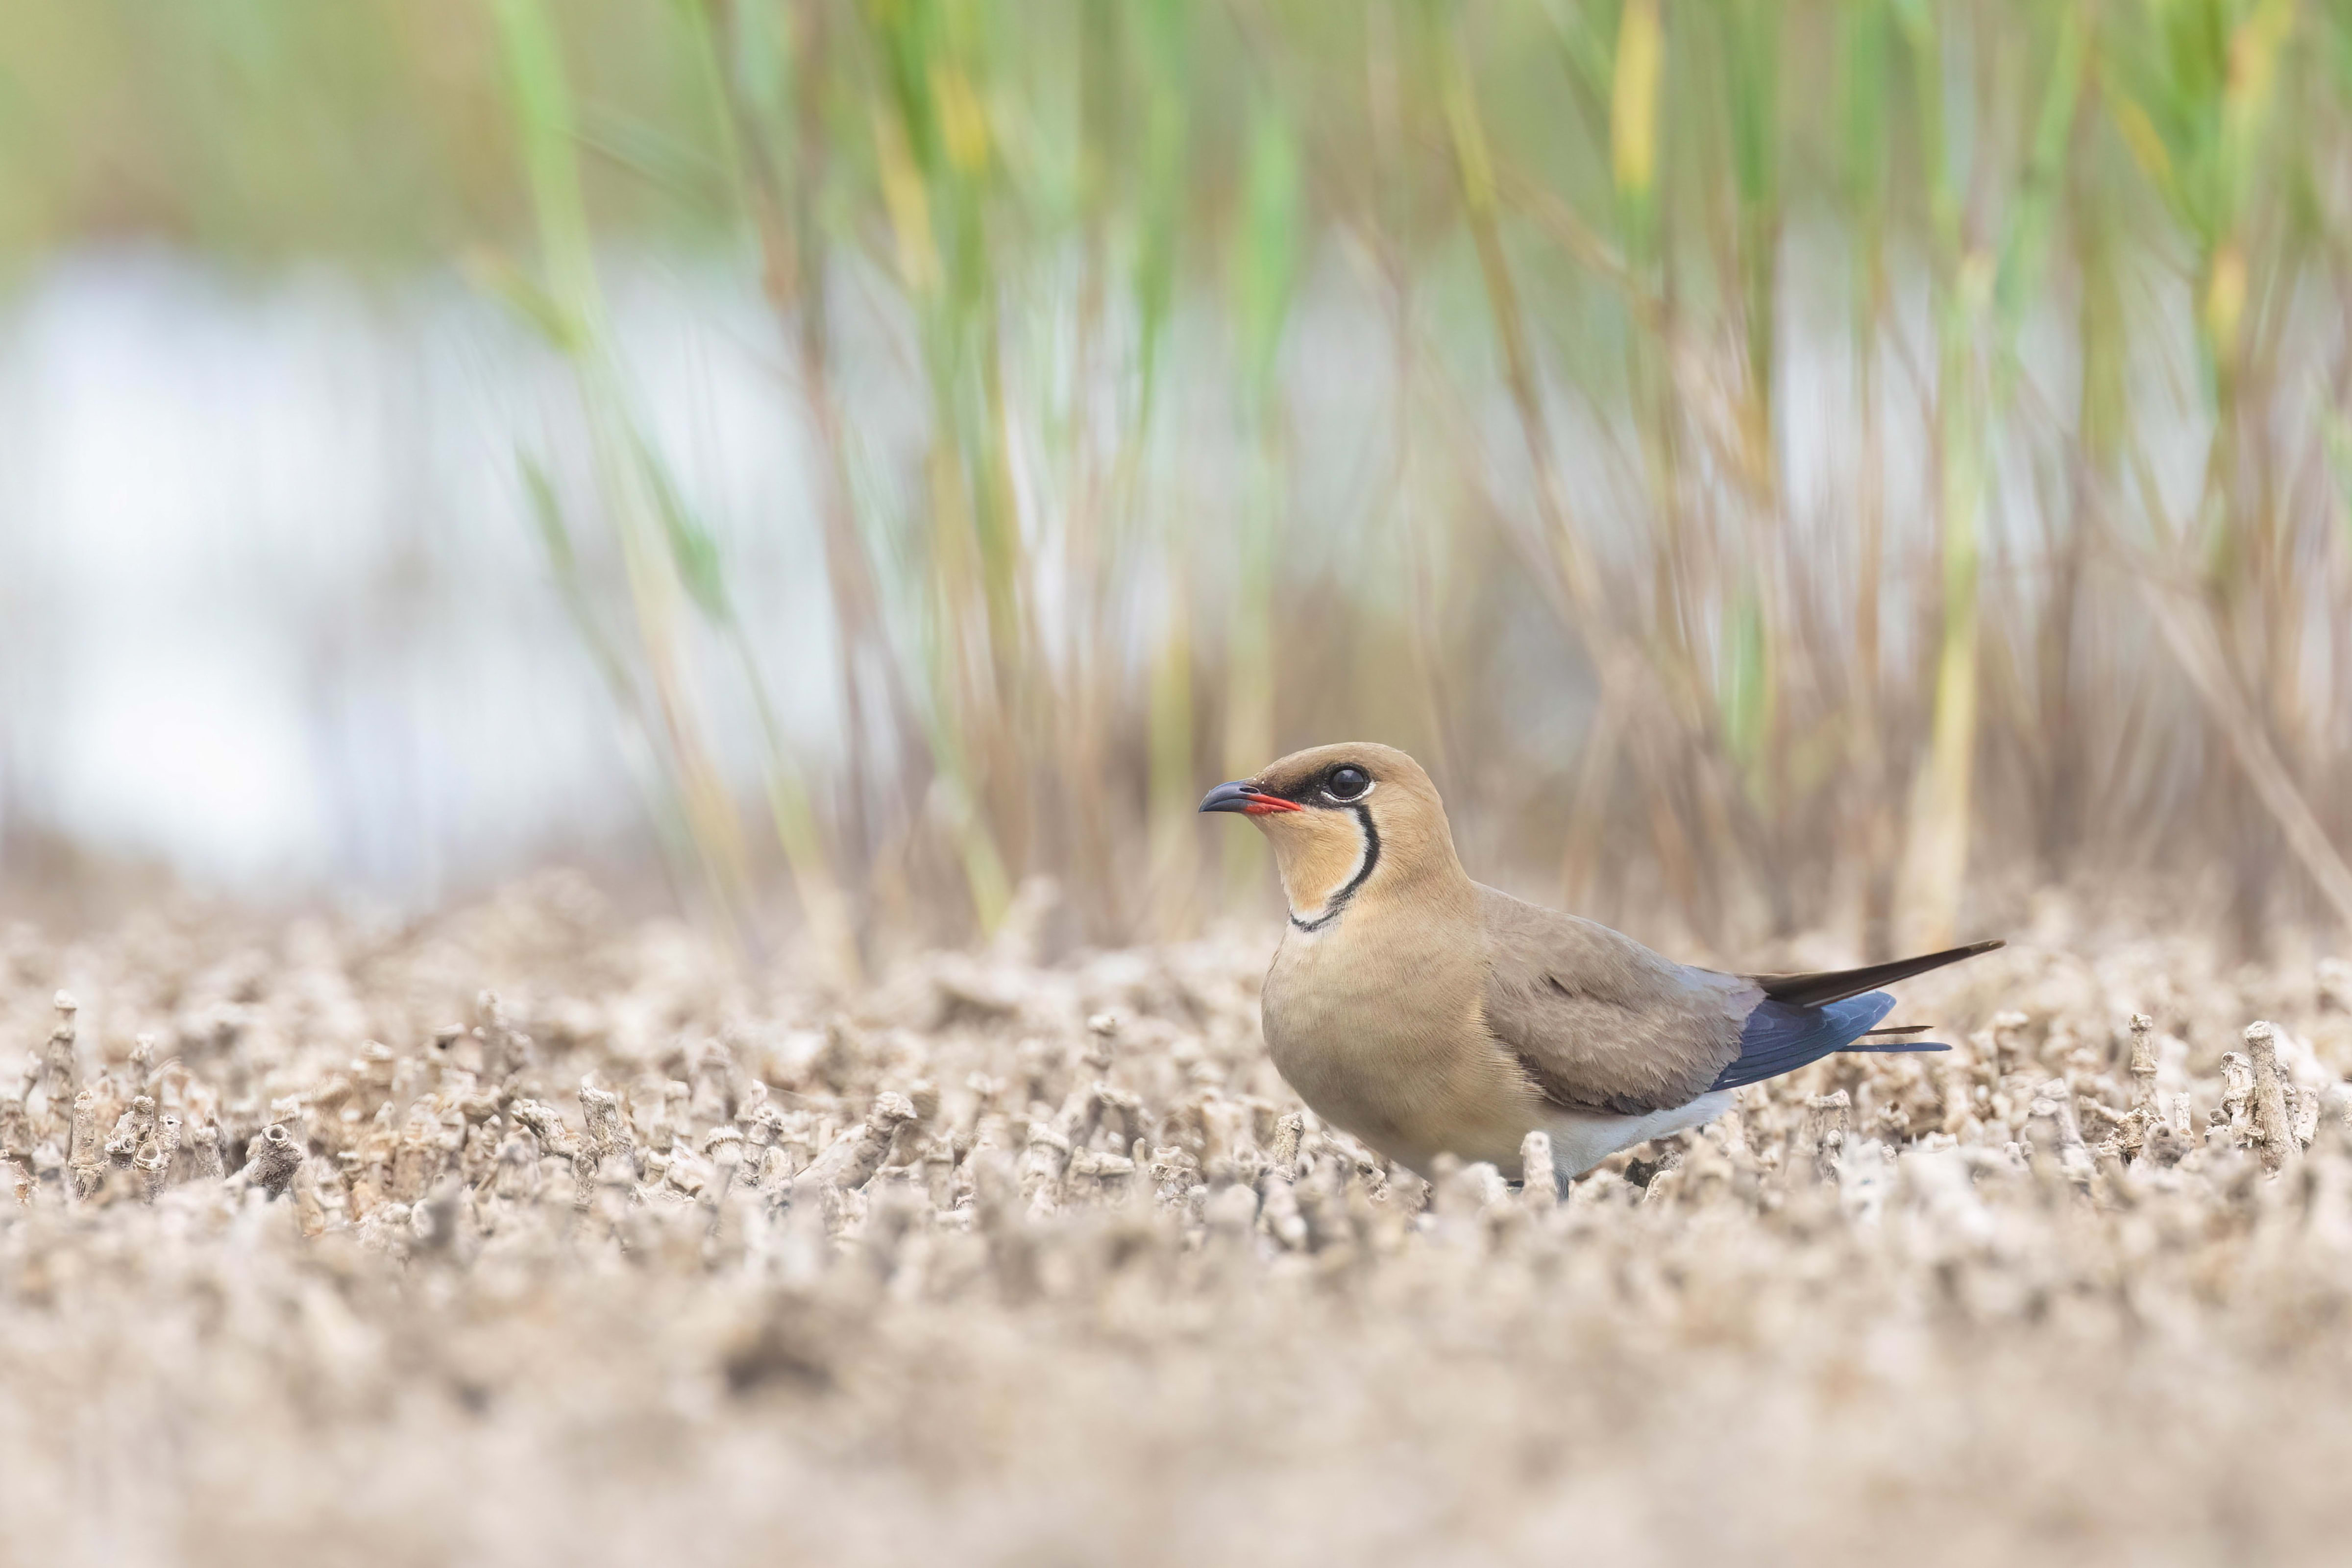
[5,875,2352,1567]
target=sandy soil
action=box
[4,874,2352,1566]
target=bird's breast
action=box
[1260,907,1538,1173]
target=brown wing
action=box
[1475,885,1757,1116]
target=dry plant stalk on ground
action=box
[3,874,2352,1565]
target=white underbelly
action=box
[1544,1089,1735,1182]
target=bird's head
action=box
[1199,742,1463,929]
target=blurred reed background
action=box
[3,0,2352,965]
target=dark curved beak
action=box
[1199,780,1302,816]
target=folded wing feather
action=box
[1474,885,1755,1117]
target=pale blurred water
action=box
[0,250,843,905]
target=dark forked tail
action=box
[1746,939,2005,1010]
[1707,940,2005,1094]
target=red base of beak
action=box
[1200,780,1305,816]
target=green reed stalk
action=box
[491,0,760,943]
[1221,100,1299,904]
[1894,1,2081,951]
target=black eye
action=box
[1323,765,1371,801]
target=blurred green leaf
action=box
[1837,1,1891,225]
[635,436,733,624]
[519,451,576,577]
[579,104,730,206]
[1721,587,1770,776]
[1233,101,1299,404]
[1993,6,2087,348]
[1131,0,1190,424]
[465,251,584,354]
[1611,0,1664,203]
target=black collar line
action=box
[1286,803,1380,934]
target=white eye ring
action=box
[1321,775,1374,805]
